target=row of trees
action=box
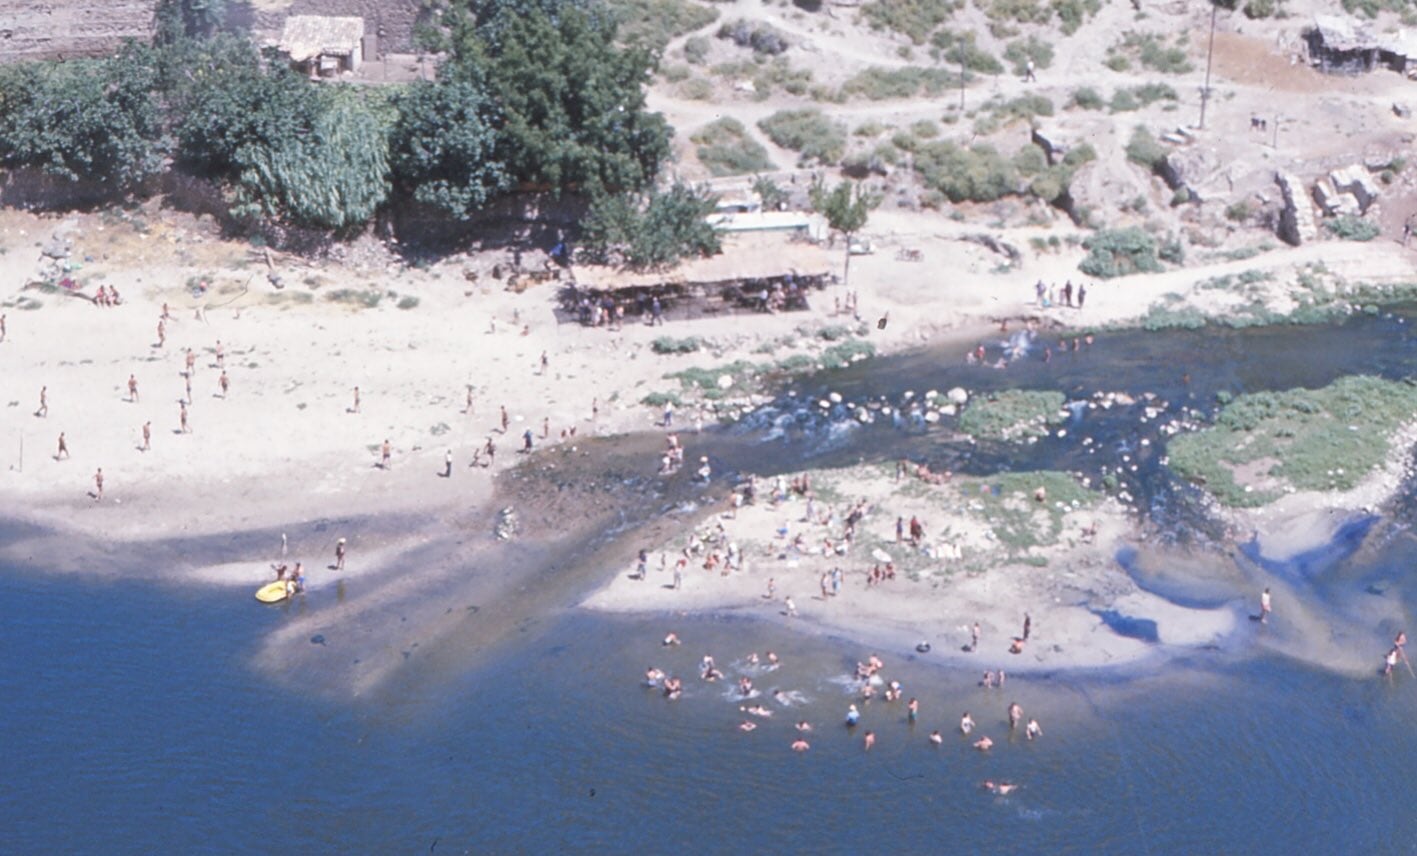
[0,0,671,234]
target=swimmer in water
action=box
[766,651,779,665]
[791,739,810,752]
[738,677,753,696]
[907,698,919,722]
[738,721,757,732]
[973,736,994,751]
[773,689,787,705]
[796,721,813,732]
[961,712,975,734]
[645,667,665,684]
[845,704,860,727]
[982,781,1018,795]
[746,652,760,666]
[929,731,944,745]
[1026,719,1043,740]
[745,705,773,717]
[1008,702,1023,730]
[663,633,681,646]
[863,731,876,751]
[663,677,682,699]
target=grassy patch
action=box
[1107,32,1193,74]
[651,335,704,354]
[612,0,719,51]
[967,470,1099,553]
[326,288,382,308]
[1078,228,1161,278]
[957,389,1066,440]
[836,66,960,100]
[691,118,773,176]
[1326,216,1380,241]
[1168,376,1417,506]
[862,0,963,43]
[758,109,847,164]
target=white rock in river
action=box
[947,387,969,405]
[829,392,843,403]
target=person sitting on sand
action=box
[1010,638,1026,655]
[961,713,975,735]
[791,739,810,752]
[973,736,993,751]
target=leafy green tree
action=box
[0,48,160,188]
[810,178,880,286]
[444,1,670,194]
[580,183,720,268]
[390,78,509,219]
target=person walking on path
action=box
[1024,58,1037,82]
[36,385,47,418]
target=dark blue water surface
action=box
[3,563,1416,854]
[10,311,1417,853]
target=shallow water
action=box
[9,312,1417,851]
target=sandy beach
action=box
[2,200,1415,692]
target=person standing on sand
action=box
[93,468,104,500]
[1,312,6,343]
[484,436,496,467]
[142,421,151,452]
[784,597,797,617]
[185,348,196,376]
[128,374,139,403]
[542,416,550,439]
[443,449,453,478]
[156,318,165,348]
[970,622,981,652]
[179,401,190,434]
[663,401,674,429]
[381,439,391,469]
[522,429,533,453]
[1260,587,1272,624]
[465,385,475,415]
[500,405,509,434]
[1023,612,1031,641]
[1077,284,1087,309]
[214,340,225,368]
[351,387,361,414]
[56,432,69,460]
[219,370,229,399]
[334,538,346,570]
[36,385,47,418]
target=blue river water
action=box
[9,311,1417,853]
[2,560,1416,854]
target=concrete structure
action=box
[1305,15,1417,76]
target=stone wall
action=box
[247,0,424,54]
[0,1,159,63]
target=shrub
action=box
[910,119,941,138]
[691,118,773,175]
[652,336,703,354]
[1070,86,1104,110]
[397,295,420,310]
[1079,228,1163,277]
[680,78,715,100]
[718,19,789,54]
[580,182,722,269]
[613,0,719,50]
[752,175,790,209]
[1226,199,1254,222]
[1109,89,1140,112]
[862,0,962,43]
[758,109,847,164]
[684,35,711,64]
[837,66,958,100]
[914,141,1018,202]
[1327,216,1380,241]
[1125,125,1167,169]
[958,390,1066,440]
[933,31,1004,75]
[1003,35,1055,76]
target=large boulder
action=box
[1275,171,1319,246]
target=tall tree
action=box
[580,183,720,269]
[810,178,880,287]
[390,77,508,219]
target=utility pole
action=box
[1199,2,1218,129]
